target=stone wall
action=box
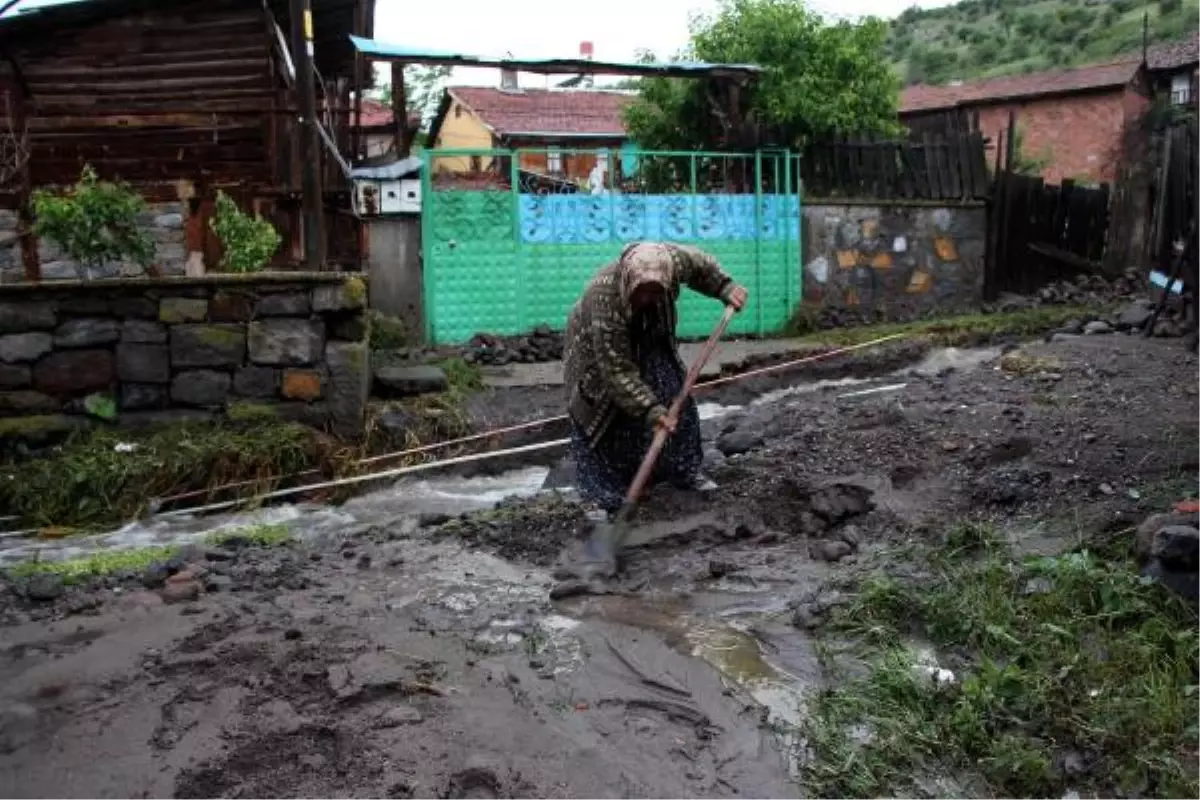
[0,274,370,438]
[801,202,987,323]
[0,202,188,284]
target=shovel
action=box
[581,305,737,577]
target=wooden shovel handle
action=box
[623,305,737,508]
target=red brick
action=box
[282,369,322,401]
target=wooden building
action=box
[0,0,375,273]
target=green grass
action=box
[368,310,409,350]
[5,523,293,585]
[0,421,323,529]
[799,525,1199,798]
[796,305,1096,348]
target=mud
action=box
[0,333,1196,798]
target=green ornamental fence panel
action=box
[420,148,802,345]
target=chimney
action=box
[500,67,519,91]
[580,41,594,60]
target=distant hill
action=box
[887,0,1200,85]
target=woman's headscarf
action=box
[617,243,678,308]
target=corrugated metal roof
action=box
[349,35,761,79]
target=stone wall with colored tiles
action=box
[0,274,370,440]
[801,203,987,322]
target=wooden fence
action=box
[1149,120,1198,283]
[800,132,991,201]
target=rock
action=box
[0,332,53,363]
[708,559,737,578]
[158,297,208,323]
[0,302,55,333]
[259,699,307,735]
[256,292,310,317]
[716,428,764,457]
[208,291,255,322]
[204,574,234,592]
[373,365,448,397]
[171,370,231,407]
[1152,318,1181,338]
[298,754,327,771]
[116,343,170,383]
[232,365,278,398]
[791,604,822,630]
[311,278,367,312]
[32,349,115,394]
[160,579,202,604]
[142,562,170,589]
[204,548,237,562]
[1083,320,1112,335]
[839,524,863,549]
[112,296,158,319]
[325,341,369,439]
[376,705,424,727]
[0,363,30,388]
[328,313,367,341]
[447,758,502,799]
[418,512,451,528]
[1060,318,1085,335]
[809,483,874,524]
[119,383,167,410]
[282,369,322,400]
[120,320,167,344]
[1142,559,1199,603]
[813,539,853,562]
[53,318,120,348]
[171,324,246,368]
[1150,526,1199,571]
[1116,299,1154,331]
[248,319,325,366]
[23,573,64,602]
[0,390,60,414]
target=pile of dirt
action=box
[429,493,589,565]
[463,326,565,366]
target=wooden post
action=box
[289,0,325,269]
[7,87,38,282]
[1004,110,1017,173]
[391,62,410,158]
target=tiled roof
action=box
[1147,31,1200,71]
[900,59,1142,113]
[447,87,633,136]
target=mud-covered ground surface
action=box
[0,332,1196,798]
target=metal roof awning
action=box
[349,36,761,80]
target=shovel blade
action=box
[580,519,623,578]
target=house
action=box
[1146,31,1199,106]
[353,98,423,160]
[900,58,1150,184]
[0,0,373,274]
[425,78,635,186]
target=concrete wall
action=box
[366,216,424,340]
[802,202,986,321]
[0,202,189,284]
[0,274,371,438]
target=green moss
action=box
[0,415,77,440]
[205,522,291,547]
[195,325,246,347]
[226,401,279,422]
[368,311,407,349]
[6,546,179,585]
[343,275,367,307]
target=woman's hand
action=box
[726,284,749,312]
[653,414,678,436]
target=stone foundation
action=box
[0,273,370,438]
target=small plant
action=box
[369,311,408,350]
[32,165,155,278]
[209,190,281,273]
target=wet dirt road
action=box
[0,333,1196,798]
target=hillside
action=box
[888,0,1200,85]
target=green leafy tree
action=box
[32,165,154,278]
[624,0,901,151]
[377,64,452,127]
[209,191,281,273]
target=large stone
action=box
[112,295,158,319]
[717,428,764,457]
[328,313,368,341]
[1117,299,1154,331]
[159,296,209,323]
[1151,526,1199,571]
[0,302,55,333]
[171,370,232,407]
[33,349,115,394]
[248,319,324,366]
[54,317,121,348]
[311,277,367,312]
[256,292,310,317]
[325,340,369,438]
[373,365,448,397]
[1083,320,1112,335]
[233,365,278,398]
[171,324,247,368]
[120,383,168,411]
[0,332,53,363]
[209,291,255,322]
[59,295,110,315]
[121,320,167,344]
[117,343,170,383]
[0,390,60,414]
[0,363,30,388]
[282,369,322,400]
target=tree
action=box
[376,64,452,127]
[624,0,902,151]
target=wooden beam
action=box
[290,0,325,269]
[390,61,408,157]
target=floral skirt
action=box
[569,344,703,513]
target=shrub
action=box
[209,190,281,273]
[32,165,155,277]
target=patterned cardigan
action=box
[563,242,736,447]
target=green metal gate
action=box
[419,148,802,345]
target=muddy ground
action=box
[0,332,1196,798]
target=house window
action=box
[547,150,563,174]
[1170,73,1192,105]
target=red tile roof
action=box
[355,98,421,130]
[900,58,1142,114]
[447,87,633,136]
[1147,31,1200,71]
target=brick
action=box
[933,236,959,262]
[282,369,322,401]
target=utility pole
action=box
[289,0,325,269]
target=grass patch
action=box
[368,310,408,350]
[800,527,1199,798]
[0,421,327,529]
[796,306,1099,348]
[205,522,291,548]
